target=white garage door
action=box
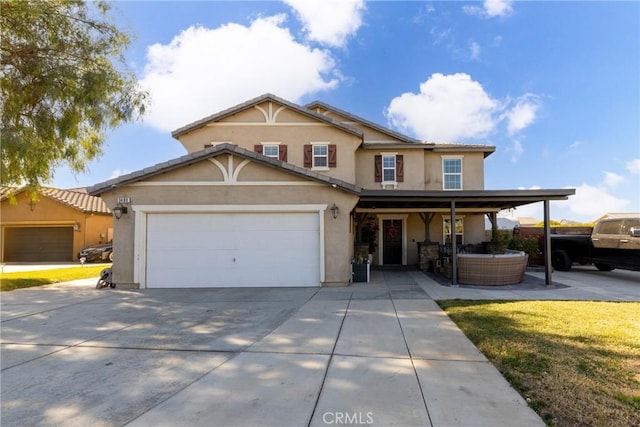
[145,212,320,288]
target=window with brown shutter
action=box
[374,155,382,182]
[396,155,404,182]
[328,144,337,167]
[254,144,262,153]
[304,145,313,167]
[279,145,288,162]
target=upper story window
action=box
[262,145,279,158]
[304,144,337,169]
[375,154,404,187]
[442,157,462,190]
[313,144,328,168]
[254,143,287,161]
[383,155,396,182]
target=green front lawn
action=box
[0,265,107,291]
[438,300,640,426]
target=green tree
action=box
[1,0,147,189]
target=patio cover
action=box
[356,188,576,285]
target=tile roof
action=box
[88,143,362,196]
[305,100,423,145]
[171,93,363,139]
[1,186,111,214]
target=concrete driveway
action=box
[6,266,635,426]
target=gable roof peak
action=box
[171,94,362,139]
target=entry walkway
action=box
[127,271,543,427]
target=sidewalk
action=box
[126,271,543,427]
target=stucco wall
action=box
[355,148,426,190]
[100,159,359,287]
[424,151,485,190]
[176,103,362,184]
[0,192,112,260]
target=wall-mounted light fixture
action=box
[112,203,128,220]
[329,203,339,219]
[73,223,81,231]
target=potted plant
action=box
[352,254,370,283]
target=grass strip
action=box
[437,300,640,427]
[0,265,108,291]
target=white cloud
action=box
[483,0,514,17]
[283,0,365,47]
[139,15,340,132]
[385,73,499,142]
[469,41,481,60]
[557,184,629,218]
[430,27,452,45]
[507,140,524,162]
[108,169,131,180]
[464,0,513,18]
[385,73,540,143]
[627,158,640,174]
[603,171,624,188]
[504,183,629,223]
[568,140,584,150]
[503,94,541,135]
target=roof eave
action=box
[305,100,422,145]
[88,144,362,196]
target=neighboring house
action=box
[518,217,539,227]
[89,94,573,288]
[1,187,112,262]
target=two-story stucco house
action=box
[89,94,573,288]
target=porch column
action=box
[419,212,436,242]
[450,201,458,286]
[543,200,552,285]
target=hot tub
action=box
[457,251,529,285]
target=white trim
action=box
[131,204,327,288]
[311,142,329,169]
[254,102,286,123]
[206,122,332,127]
[441,156,464,191]
[128,181,324,187]
[261,144,279,159]
[260,141,281,145]
[380,151,399,155]
[380,182,398,189]
[207,155,251,183]
[376,214,408,265]
[209,158,229,181]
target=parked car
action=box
[550,217,640,272]
[78,244,113,263]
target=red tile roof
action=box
[1,186,111,214]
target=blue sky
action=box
[52,0,640,223]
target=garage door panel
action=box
[145,212,320,288]
[3,227,74,262]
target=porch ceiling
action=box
[356,188,575,211]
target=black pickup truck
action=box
[550,217,640,271]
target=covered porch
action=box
[352,188,575,286]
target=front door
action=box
[383,219,403,264]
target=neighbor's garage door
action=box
[145,212,320,288]
[4,227,74,262]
